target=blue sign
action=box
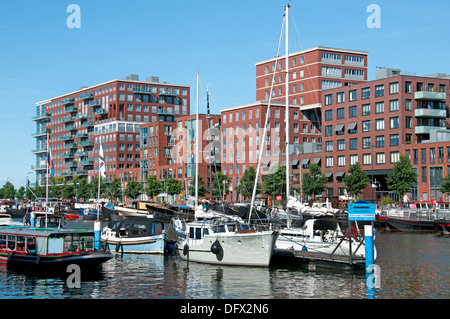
[348,200,376,221]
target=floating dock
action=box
[273,248,365,270]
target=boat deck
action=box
[274,248,365,270]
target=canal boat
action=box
[173,217,279,267]
[434,207,450,234]
[0,225,113,270]
[379,201,437,231]
[275,218,370,258]
[101,218,166,254]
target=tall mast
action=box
[285,4,291,229]
[195,73,199,209]
[206,86,213,200]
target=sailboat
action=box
[248,5,372,259]
[173,74,279,267]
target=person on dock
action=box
[25,208,31,226]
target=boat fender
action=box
[302,246,307,251]
[174,219,183,232]
[36,255,40,265]
[210,240,224,261]
[183,243,189,256]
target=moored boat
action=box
[0,225,113,270]
[101,218,167,254]
[173,217,279,267]
[379,202,437,231]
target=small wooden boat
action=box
[0,224,113,270]
[101,218,166,254]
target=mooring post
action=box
[94,220,101,250]
[364,224,374,272]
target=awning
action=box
[325,172,333,177]
[347,122,357,131]
[334,124,345,132]
[336,171,345,177]
[312,157,321,164]
[262,161,270,168]
[301,158,310,165]
[291,159,299,166]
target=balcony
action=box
[61,134,74,141]
[80,92,94,100]
[32,112,51,121]
[82,121,94,128]
[79,159,94,166]
[79,140,94,147]
[66,143,78,149]
[414,91,446,100]
[32,130,47,138]
[61,116,75,123]
[61,171,75,177]
[66,161,78,168]
[414,108,447,118]
[76,132,89,139]
[32,147,47,154]
[76,170,88,176]
[75,151,88,157]
[61,152,75,159]
[159,90,176,96]
[61,97,75,105]
[415,125,446,135]
[133,88,152,94]
[76,113,88,120]
[89,99,101,107]
[65,124,77,131]
[95,109,108,116]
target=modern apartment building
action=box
[139,113,221,198]
[32,75,190,187]
[320,69,450,200]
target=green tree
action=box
[302,163,327,199]
[2,182,16,199]
[211,171,230,198]
[16,186,25,201]
[386,154,417,198]
[77,178,90,201]
[439,174,450,195]
[189,175,208,197]
[61,184,75,199]
[108,177,123,201]
[262,164,286,200]
[343,162,371,197]
[89,177,107,199]
[125,180,142,200]
[145,176,161,199]
[235,165,260,200]
[165,178,182,196]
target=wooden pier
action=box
[273,248,366,270]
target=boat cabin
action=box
[106,218,164,238]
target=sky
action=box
[1,0,450,189]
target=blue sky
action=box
[1,0,450,189]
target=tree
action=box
[61,184,75,199]
[343,162,371,197]
[2,182,16,199]
[125,180,142,200]
[439,174,450,195]
[164,178,182,196]
[386,154,417,198]
[89,177,107,199]
[235,165,260,200]
[145,176,161,199]
[109,177,123,201]
[262,164,286,200]
[302,163,327,199]
[77,178,90,201]
[211,171,230,198]
[189,175,208,197]
[16,187,25,201]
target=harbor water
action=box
[0,219,448,299]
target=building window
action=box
[325,125,333,137]
[375,85,384,97]
[363,153,371,165]
[337,92,345,103]
[405,99,412,110]
[337,155,345,167]
[405,82,412,93]
[325,94,333,105]
[389,100,399,112]
[376,153,385,164]
[376,135,385,148]
[421,148,427,164]
[390,134,399,146]
[326,141,333,152]
[405,116,412,128]
[337,139,345,151]
[326,156,333,168]
[349,138,358,150]
[325,110,333,121]
[349,106,357,118]
[390,151,400,163]
[349,90,357,101]
[337,108,345,119]
[390,117,399,129]
[362,104,370,116]
[363,137,371,149]
[430,148,435,164]
[389,82,399,94]
[422,166,427,183]
[375,101,384,114]
[376,119,385,131]
[362,87,370,99]
[350,154,358,165]
[362,120,371,132]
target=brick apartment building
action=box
[32,75,190,188]
[139,113,221,198]
[320,69,450,200]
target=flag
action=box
[46,137,54,178]
[99,138,106,177]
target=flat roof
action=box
[220,101,300,113]
[36,78,190,105]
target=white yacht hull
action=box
[178,230,279,267]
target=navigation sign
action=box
[348,200,376,221]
